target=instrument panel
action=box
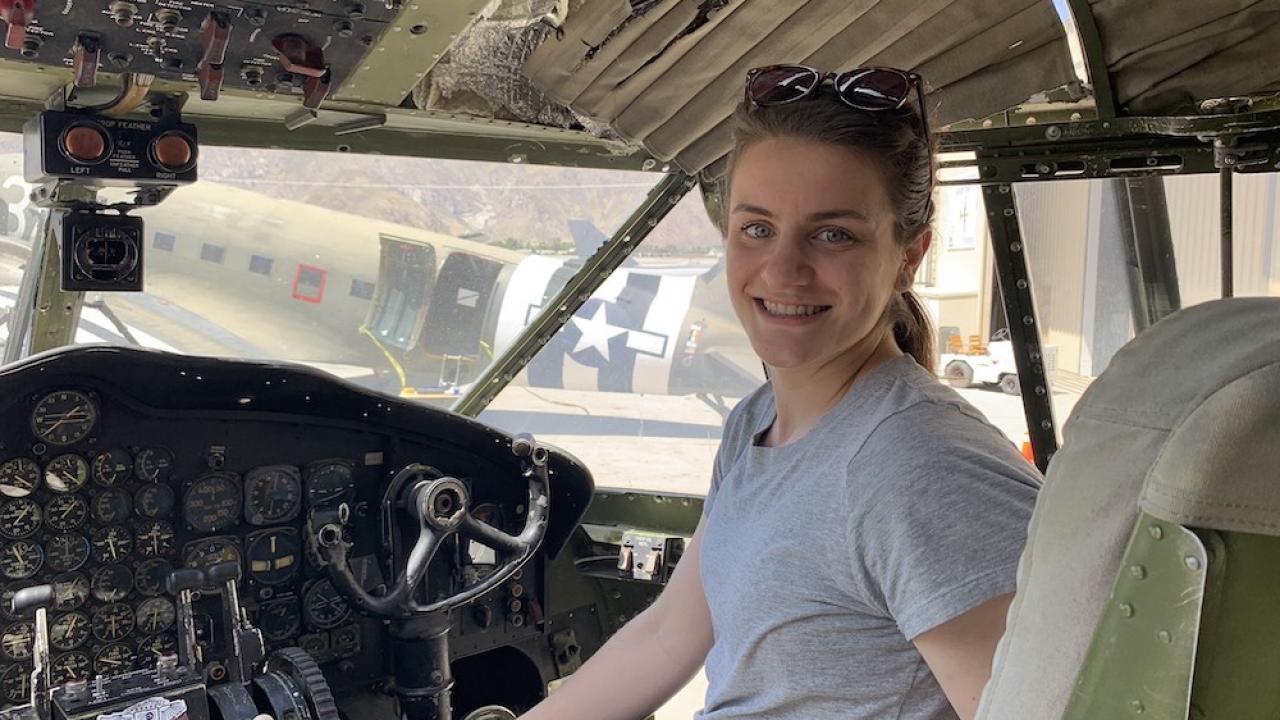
[0,346,593,710]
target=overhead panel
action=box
[522,0,1077,175]
[1089,0,1280,115]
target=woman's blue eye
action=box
[742,223,772,239]
[815,227,853,244]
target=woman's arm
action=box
[518,518,714,720]
[912,592,1014,720]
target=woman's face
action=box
[725,136,928,372]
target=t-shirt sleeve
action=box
[703,387,767,516]
[846,401,1040,641]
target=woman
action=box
[519,66,1040,720]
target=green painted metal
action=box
[28,220,84,356]
[451,172,695,417]
[332,0,493,105]
[581,490,704,539]
[1063,0,1117,118]
[1062,513,1207,720]
[1186,530,1280,720]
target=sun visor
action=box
[522,0,1077,174]
[1090,0,1280,115]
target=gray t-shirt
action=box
[696,355,1040,720]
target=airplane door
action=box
[419,252,504,381]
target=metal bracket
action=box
[452,172,695,417]
[1063,0,1117,118]
[981,183,1057,471]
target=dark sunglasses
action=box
[745,64,934,207]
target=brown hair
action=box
[723,91,937,372]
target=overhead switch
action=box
[0,0,33,50]
[61,124,109,164]
[197,12,231,101]
[150,131,195,172]
[72,34,101,88]
[271,34,331,110]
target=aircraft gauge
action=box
[94,643,136,675]
[45,495,88,531]
[45,454,89,493]
[91,526,134,563]
[51,651,91,684]
[138,634,178,668]
[91,564,134,603]
[303,579,350,630]
[244,466,302,525]
[246,529,300,585]
[92,489,132,524]
[183,537,241,574]
[2,621,34,660]
[91,603,135,642]
[135,484,176,518]
[136,520,177,558]
[1,662,30,703]
[31,390,97,446]
[304,460,355,505]
[184,473,241,532]
[0,499,42,539]
[0,541,43,580]
[135,559,173,597]
[257,598,301,642]
[52,572,90,611]
[46,533,90,572]
[50,612,90,651]
[0,458,41,498]
[136,598,175,634]
[92,449,133,487]
[134,448,175,483]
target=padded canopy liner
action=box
[1091,0,1280,115]
[522,0,1076,174]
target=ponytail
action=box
[891,290,935,373]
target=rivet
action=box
[1158,630,1172,644]
[1003,208,1015,217]
[1045,125,1063,141]
[1010,241,1022,252]
[1130,699,1145,714]
[1022,315,1034,326]
[1129,565,1147,580]
[1119,602,1134,618]
[1040,420,1052,430]
[1185,555,1202,572]
[1016,279,1028,290]
[1148,525,1164,540]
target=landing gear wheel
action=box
[999,374,1021,396]
[944,360,974,388]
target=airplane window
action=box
[200,242,226,264]
[292,264,328,303]
[153,232,177,252]
[350,279,375,300]
[249,255,274,276]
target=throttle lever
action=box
[12,585,53,720]
[206,561,265,684]
[166,568,205,670]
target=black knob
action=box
[206,562,241,585]
[11,585,54,614]
[166,568,205,594]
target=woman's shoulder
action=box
[721,381,776,446]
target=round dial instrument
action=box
[92,450,133,487]
[91,526,133,563]
[305,460,355,505]
[135,484,176,518]
[91,564,134,603]
[134,448,175,483]
[184,474,241,532]
[1,542,43,580]
[136,520,177,558]
[138,634,178,668]
[134,559,173,597]
[0,499,42,539]
[135,598,175,634]
[246,530,300,585]
[45,454,90,493]
[46,533,90,573]
[50,612,91,650]
[2,662,30,703]
[303,579,350,630]
[45,495,88,531]
[257,598,301,642]
[91,489,132,524]
[52,573,90,611]
[0,458,41,498]
[2,621,34,660]
[183,537,241,573]
[94,642,136,675]
[51,651,92,684]
[244,466,301,525]
[31,390,97,446]
[92,603,135,642]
